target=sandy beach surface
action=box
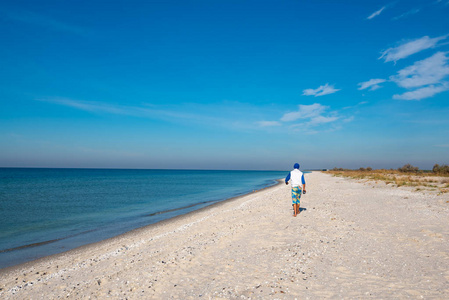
[1,171,448,299]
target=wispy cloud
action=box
[4,10,88,36]
[362,35,449,100]
[433,0,449,5]
[281,103,327,122]
[278,103,347,134]
[343,116,355,123]
[307,115,339,126]
[257,121,281,127]
[358,78,387,91]
[342,101,368,110]
[389,51,449,89]
[388,52,449,100]
[37,97,220,124]
[367,6,386,20]
[392,8,420,21]
[39,97,281,132]
[393,84,449,100]
[302,83,340,97]
[379,34,449,63]
[38,97,146,116]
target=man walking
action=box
[285,163,306,217]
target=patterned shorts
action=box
[291,186,302,204]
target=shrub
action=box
[398,164,419,173]
[433,164,449,175]
[332,167,348,171]
[433,164,440,173]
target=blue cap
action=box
[294,163,300,169]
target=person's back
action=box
[289,169,304,188]
[285,163,306,217]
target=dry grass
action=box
[328,169,449,194]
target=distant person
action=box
[285,163,306,217]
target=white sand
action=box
[1,172,448,299]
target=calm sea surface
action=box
[0,168,286,269]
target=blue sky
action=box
[1,0,448,170]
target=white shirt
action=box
[289,169,305,187]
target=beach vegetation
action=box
[398,164,419,173]
[433,164,449,175]
[328,164,449,194]
[358,167,373,172]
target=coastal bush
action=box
[357,167,373,172]
[398,164,419,173]
[433,164,439,173]
[433,164,449,175]
[329,164,449,193]
[332,167,349,171]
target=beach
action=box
[1,171,448,299]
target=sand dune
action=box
[1,172,448,299]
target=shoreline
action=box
[1,171,448,299]
[0,178,283,274]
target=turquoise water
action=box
[0,168,286,269]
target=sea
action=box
[0,168,286,269]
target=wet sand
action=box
[1,171,448,299]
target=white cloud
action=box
[368,85,382,91]
[367,6,386,20]
[358,78,387,91]
[343,116,355,123]
[302,83,340,97]
[37,97,218,124]
[342,101,368,110]
[388,52,449,100]
[392,8,420,21]
[257,121,281,127]
[5,10,87,36]
[390,52,449,89]
[393,84,449,100]
[39,97,129,114]
[281,103,343,133]
[40,97,293,132]
[379,34,449,63]
[281,103,327,122]
[308,115,339,126]
[259,103,354,134]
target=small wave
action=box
[145,200,218,217]
[0,228,97,253]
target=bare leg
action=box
[293,204,298,217]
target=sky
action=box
[0,0,448,170]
